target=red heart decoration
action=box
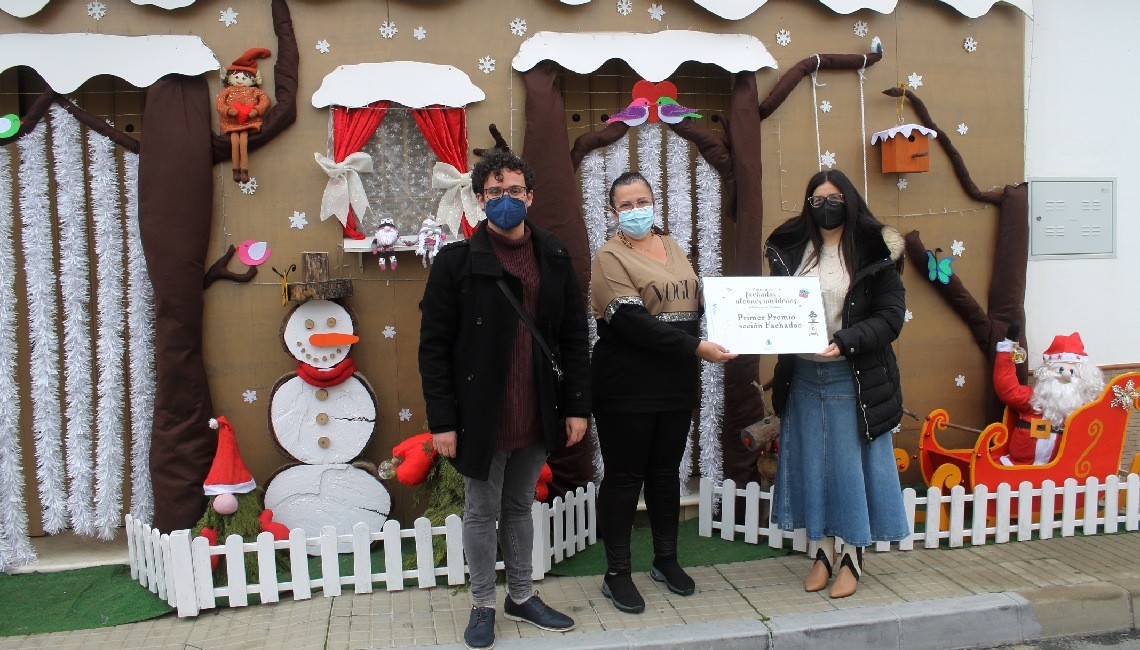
[631,80,678,123]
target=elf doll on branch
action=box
[993,324,1105,465]
[217,47,273,183]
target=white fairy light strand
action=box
[89,129,126,539]
[695,157,724,489]
[0,146,36,571]
[51,106,96,536]
[580,148,608,480]
[124,152,156,524]
[811,55,823,173]
[664,129,692,249]
[603,133,629,239]
[858,55,869,203]
[18,123,68,534]
[636,123,664,229]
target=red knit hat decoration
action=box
[1042,332,1088,364]
[227,47,272,75]
[204,416,257,495]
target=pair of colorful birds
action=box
[607,96,701,126]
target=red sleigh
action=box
[919,372,1140,497]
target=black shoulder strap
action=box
[495,277,563,379]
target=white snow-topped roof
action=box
[131,0,197,8]
[871,123,938,145]
[512,30,776,82]
[0,33,218,93]
[311,62,486,109]
[0,0,48,18]
[556,0,1030,20]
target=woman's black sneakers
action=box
[602,572,646,613]
[650,559,696,596]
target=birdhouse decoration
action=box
[871,123,938,173]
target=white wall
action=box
[1024,0,1140,366]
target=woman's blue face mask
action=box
[617,206,654,239]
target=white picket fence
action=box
[699,473,1140,553]
[127,483,597,617]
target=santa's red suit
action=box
[993,332,1089,465]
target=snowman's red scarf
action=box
[297,357,356,387]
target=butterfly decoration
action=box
[926,248,953,284]
[271,264,296,306]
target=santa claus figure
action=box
[994,325,1105,465]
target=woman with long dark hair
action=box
[765,169,909,598]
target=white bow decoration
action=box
[431,161,484,236]
[315,152,374,228]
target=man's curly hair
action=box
[471,151,535,196]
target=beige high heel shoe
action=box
[804,537,835,592]
[829,545,863,599]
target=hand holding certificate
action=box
[702,277,830,354]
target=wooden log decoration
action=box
[287,252,352,302]
[263,463,391,553]
[268,373,377,464]
[279,299,357,368]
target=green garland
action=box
[406,458,465,567]
[191,487,286,583]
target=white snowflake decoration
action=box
[853,21,869,38]
[907,72,923,89]
[413,26,427,41]
[398,408,413,422]
[1111,380,1139,410]
[242,389,257,404]
[219,7,238,27]
[510,18,528,36]
[478,56,496,74]
[775,29,792,47]
[382,325,396,339]
[957,123,969,136]
[617,0,633,15]
[954,374,966,388]
[315,40,331,54]
[951,240,965,257]
[897,177,908,190]
[647,3,665,20]
[963,37,978,53]
[379,21,398,39]
[239,177,258,195]
[87,1,106,20]
[820,151,836,169]
[289,211,308,230]
[819,100,832,113]
[904,309,914,323]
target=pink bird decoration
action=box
[606,97,651,126]
[236,240,271,266]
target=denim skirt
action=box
[772,356,910,546]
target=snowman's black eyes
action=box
[304,319,315,329]
[327,317,337,327]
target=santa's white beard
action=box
[1030,363,1105,427]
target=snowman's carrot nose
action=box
[309,333,359,347]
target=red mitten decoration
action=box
[392,432,438,486]
[534,463,553,502]
[259,508,290,541]
[199,527,221,570]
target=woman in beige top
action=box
[590,172,735,614]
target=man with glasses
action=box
[418,150,591,649]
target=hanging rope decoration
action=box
[811,54,823,173]
[695,156,724,489]
[603,133,629,240]
[858,55,869,203]
[636,123,664,229]
[89,128,126,540]
[665,130,693,249]
[0,146,36,571]
[51,106,97,537]
[580,148,609,481]
[124,152,156,525]
[19,123,68,534]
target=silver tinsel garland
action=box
[89,130,126,539]
[0,147,36,571]
[636,123,664,228]
[665,129,692,248]
[695,157,724,489]
[580,148,609,480]
[19,123,68,534]
[603,133,629,239]
[124,152,156,525]
[51,106,96,536]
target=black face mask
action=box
[810,202,845,230]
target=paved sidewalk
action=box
[4,532,1140,649]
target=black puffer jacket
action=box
[765,220,905,442]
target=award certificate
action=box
[702,276,830,354]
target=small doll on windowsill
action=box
[217,48,272,183]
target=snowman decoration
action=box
[263,253,390,551]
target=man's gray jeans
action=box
[463,441,548,608]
